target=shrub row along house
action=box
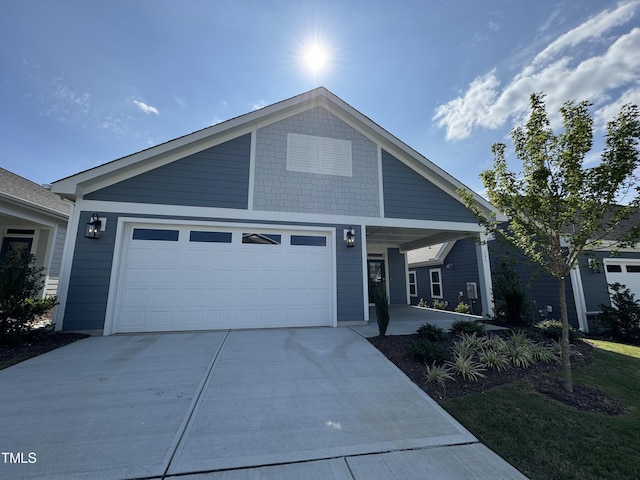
[49,88,502,334]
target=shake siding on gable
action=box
[85,134,251,208]
[253,107,380,216]
[381,150,477,222]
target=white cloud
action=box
[435,2,640,140]
[251,100,267,111]
[433,71,500,140]
[529,1,638,71]
[133,99,159,115]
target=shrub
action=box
[450,319,486,336]
[424,363,455,389]
[492,260,528,326]
[416,323,445,342]
[455,302,471,314]
[477,347,511,372]
[503,342,534,368]
[374,284,389,336]
[529,342,560,364]
[447,354,486,381]
[409,339,446,364]
[417,298,428,308]
[599,283,640,342]
[432,299,448,310]
[535,319,580,343]
[0,249,56,338]
[455,332,488,350]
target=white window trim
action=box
[408,270,418,297]
[429,268,443,299]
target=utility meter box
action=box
[466,282,478,300]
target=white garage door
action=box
[604,258,640,298]
[112,223,334,333]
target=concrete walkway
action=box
[352,304,498,337]
[0,328,526,479]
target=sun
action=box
[302,42,330,73]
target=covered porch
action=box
[361,224,493,321]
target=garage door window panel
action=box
[242,233,281,245]
[189,231,232,243]
[291,235,327,246]
[133,228,179,241]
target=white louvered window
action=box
[286,133,352,177]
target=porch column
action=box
[475,232,494,318]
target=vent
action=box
[287,133,352,177]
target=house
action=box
[407,238,485,315]
[409,213,640,332]
[51,87,504,335]
[0,167,71,297]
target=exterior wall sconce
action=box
[85,213,104,239]
[344,227,356,248]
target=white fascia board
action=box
[76,199,487,233]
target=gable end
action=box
[85,134,251,208]
[382,150,477,222]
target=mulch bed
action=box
[0,331,89,368]
[369,333,627,415]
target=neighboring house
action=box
[51,87,504,335]
[0,167,71,297]
[407,238,485,315]
[412,214,640,332]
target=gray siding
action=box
[382,150,477,222]
[45,225,67,297]
[336,225,366,321]
[440,239,483,314]
[85,134,251,209]
[387,248,407,304]
[64,213,118,330]
[488,241,578,327]
[63,212,365,331]
[409,240,482,315]
[254,107,380,216]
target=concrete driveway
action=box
[0,328,526,479]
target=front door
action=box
[368,259,386,304]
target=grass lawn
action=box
[444,340,640,480]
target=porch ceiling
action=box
[365,226,470,252]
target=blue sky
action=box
[1,0,639,195]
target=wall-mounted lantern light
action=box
[344,227,356,248]
[85,213,103,239]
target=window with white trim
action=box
[429,268,443,299]
[286,133,352,177]
[408,270,417,297]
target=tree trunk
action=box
[558,276,573,392]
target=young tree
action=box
[460,93,640,392]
